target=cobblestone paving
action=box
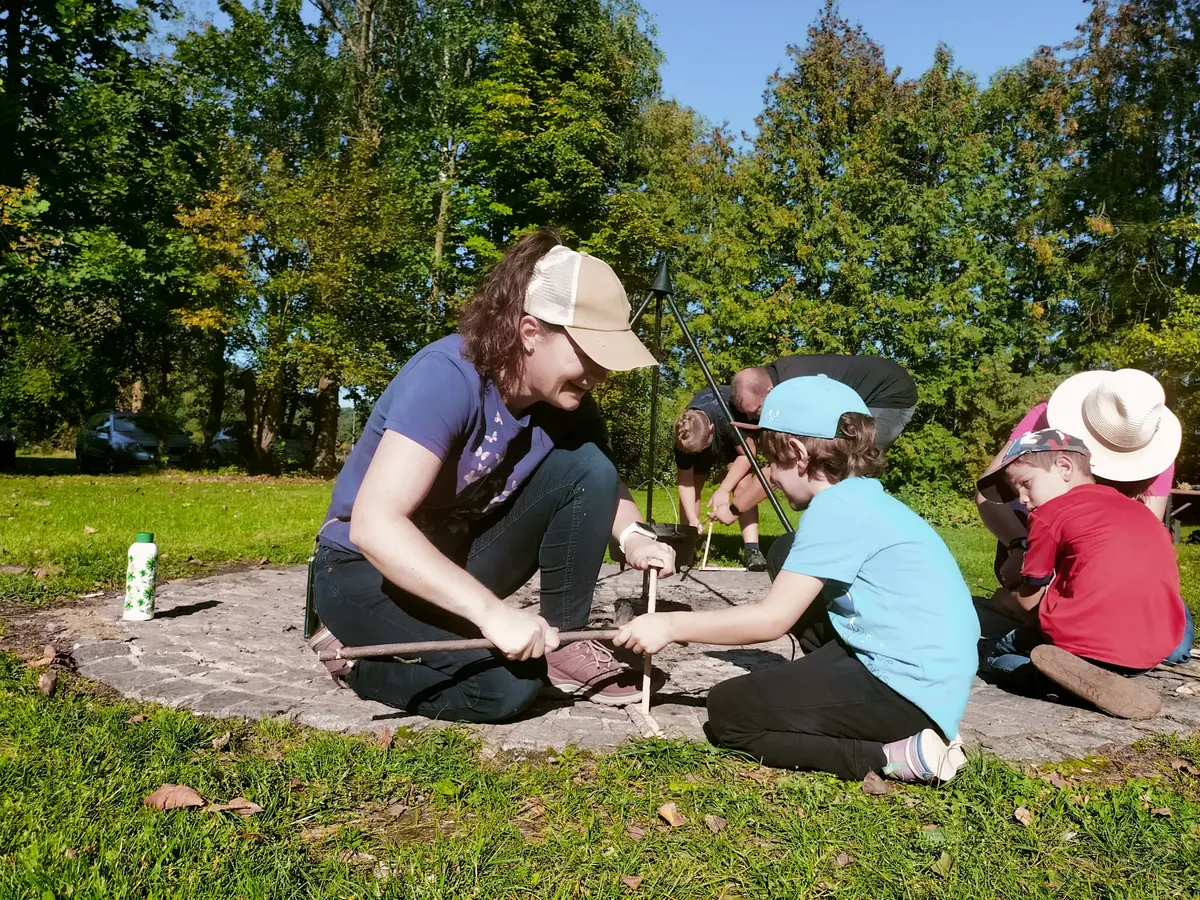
[39,564,1200,764]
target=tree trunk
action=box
[254,373,285,475]
[129,379,145,412]
[430,142,456,337]
[311,373,341,477]
[204,333,227,444]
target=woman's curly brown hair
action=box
[458,228,563,392]
[758,413,885,482]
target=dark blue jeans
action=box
[314,442,618,723]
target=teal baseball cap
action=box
[733,375,870,439]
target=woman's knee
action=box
[457,665,543,723]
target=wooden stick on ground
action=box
[642,568,658,716]
[318,629,619,661]
[700,521,713,571]
[1152,662,1200,681]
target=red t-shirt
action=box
[1022,483,1184,669]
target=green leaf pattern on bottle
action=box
[124,544,157,618]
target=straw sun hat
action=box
[1045,368,1181,483]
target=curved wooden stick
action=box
[318,629,619,661]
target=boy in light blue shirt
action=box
[616,376,980,782]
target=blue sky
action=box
[643,0,1089,140]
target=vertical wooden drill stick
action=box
[700,520,714,570]
[642,568,658,715]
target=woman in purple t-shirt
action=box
[307,230,677,722]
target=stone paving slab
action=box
[40,563,1200,764]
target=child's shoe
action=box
[882,729,966,783]
[1030,644,1161,720]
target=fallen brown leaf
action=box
[32,567,47,579]
[83,526,96,534]
[626,823,647,841]
[738,768,771,784]
[126,714,148,724]
[861,771,894,796]
[376,728,393,750]
[1152,807,1173,817]
[258,557,270,565]
[833,852,853,868]
[29,645,56,668]
[1040,772,1068,788]
[205,797,262,817]
[1014,806,1034,827]
[703,814,727,833]
[63,849,78,859]
[622,876,643,891]
[338,849,377,865]
[186,557,204,566]
[921,823,940,831]
[384,802,409,818]
[144,784,205,810]
[38,671,56,695]
[211,731,230,750]
[657,802,687,827]
[1170,758,1200,776]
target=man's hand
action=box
[479,604,560,661]
[614,612,676,656]
[623,534,676,578]
[707,489,737,525]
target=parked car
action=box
[212,422,313,468]
[76,412,199,473]
[0,426,15,471]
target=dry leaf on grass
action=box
[83,526,96,534]
[738,768,771,784]
[126,714,148,724]
[186,557,204,566]
[703,814,727,833]
[144,784,206,810]
[258,557,270,565]
[1170,758,1200,776]
[622,876,643,891]
[205,797,262,817]
[833,852,853,868]
[211,731,231,750]
[861,771,893,796]
[384,802,409,818]
[626,823,647,841]
[657,802,686,827]
[29,645,56,668]
[1040,772,1068,788]
[1014,806,1034,827]
[1152,807,1173,817]
[376,728,393,750]
[931,851,954,877]
[32,568,47,579]
[38,671,56,695]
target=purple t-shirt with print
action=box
[319,334,610,554]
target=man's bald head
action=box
[730,367,774,420]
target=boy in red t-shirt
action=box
[978,428,1185,720]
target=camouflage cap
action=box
[977,428,1091,502]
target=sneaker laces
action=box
[573,639,625,671]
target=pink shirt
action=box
[1008,402,1174,497]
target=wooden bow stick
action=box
[642,568,658,716]
[317,629,619,661]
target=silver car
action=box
[76,412,198,473]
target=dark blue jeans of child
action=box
[313,443,618,724]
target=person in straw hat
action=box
[305,229,674,721]
[976,368,1192,666]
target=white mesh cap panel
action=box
[523,244,581,325]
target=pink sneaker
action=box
[544,640,663,706]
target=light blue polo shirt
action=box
[783,477,979,739]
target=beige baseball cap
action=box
[524,245,657,371]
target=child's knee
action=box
[706,679,752,747]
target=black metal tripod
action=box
[631,258,794,536]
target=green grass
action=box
[0,467,329,603]
[1,656,1198,899]
[2,465,1197,611]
